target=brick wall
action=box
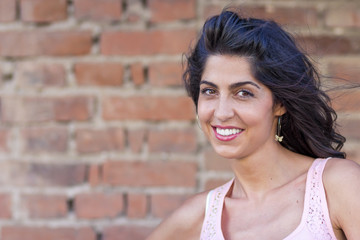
[0,0,359,239]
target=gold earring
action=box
[196,114,202,130]
[275,116,283,142]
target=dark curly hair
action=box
[183,9,346,159]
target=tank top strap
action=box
[304,157,337,239]
[200,178,234,240]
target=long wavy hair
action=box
[183,10,346,159]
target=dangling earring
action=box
[275,116,283,142]
[196,114,202,130]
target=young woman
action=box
[147,10,360,240]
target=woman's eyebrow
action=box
[230,81,261,90]
[200,80,218,88]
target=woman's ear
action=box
[274,102,286,117]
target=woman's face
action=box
[197,55,285,160]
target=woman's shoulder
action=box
[146,190,209,240]
[323,158,360,237]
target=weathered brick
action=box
[102,96,195,121]
[1,96,93,123]
[53,96,94,121]
[22,127,68,153]
[127,193,147,219]
[100,29,196,55]
[0,129,9,152]
[130,63,145,86]
[331,91,360,112]
[74,0,122,21]
[148,62,183,86]
[102,161,197,187]
[328,60,360,84]
[0,0,16,22]
[76,128,125,153]
[149,0,196,23]
[204,147,232,171]
[296,35,360,55]
[103,225,153,240]
[128,128,147,153]
[74,62,124,86]
[0,31,92,57]
[148,129,197,153]
[151,194,188,218]
[22,194,67,218]
[15,62,66,88]
[205,5,318,26]
[338,118,360,140]
[0,162,87,187]
[204,178,231,191]
[1,226,96,240]
[325,5,360,28]
[75,192,124,219]
[88,164,101,186]
[20,0,67,23]
[0,193,12,219]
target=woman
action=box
[147,10,360,240]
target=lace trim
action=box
[306,159,333,240]
[201,185,226,240]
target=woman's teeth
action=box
[216,128,242,136]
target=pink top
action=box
[200,158,337,240]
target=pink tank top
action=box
[200,158,337,240]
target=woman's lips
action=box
[212,126,244,141]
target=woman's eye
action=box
[237,90,253,97]
[201,88,216,95]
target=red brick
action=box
[328,60,360,84]
[325,5,360,28]
[74,62,124,86]
[148,129,197,153]
[102,96,195,121]
[127,193,147,219]
[1,96,93,123]
[0,129,9,152]
[75,192,124,219]
[53,96,94,121]
[128,128,147,153]
[20,0,67,23]
[205,5,318,26]
[1,226,96,240]
[0,0,16,22]
[74,0,122,21]
[130,63,145,86]
[338,118,360,140]
[22,127,68,153]
[204,147,232,171]
[149,0,196,23]
[88,164,101,186]
[100,29,196,56]
[296,35,359,55]
[204,178,231,191]
[151,194,188,218]
[148,62,183,86]
[22,194,67,218]
[0,162,87,187]
[102,160,197,187]
[331,91,360,112]
[0,31,92,57]
[76,128,125,153]
[15,62,66,88]
[103,225,153,240]
[0,193,12,219]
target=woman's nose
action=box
[214,97,235,122]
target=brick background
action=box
[0,0,359,239]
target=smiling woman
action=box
[146,9,360,240]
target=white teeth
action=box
[216,128,242,136]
